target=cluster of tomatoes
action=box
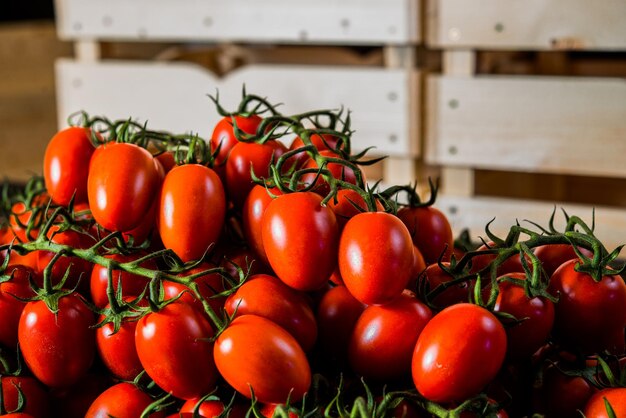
[0,92,625,418]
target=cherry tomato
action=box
[214,315,311,404]
[262,192,339,291]
[397,205,453,264]
[242,185,283,265]
[1,376,50,418]
[43,126,96,206]
[327,189,383,231]
[339,212,413,305]
[349,292,432,380]
[158,164,225,262]
[301,150,362,197]
[225,274,317,351]
[18,293,95,388]
[534,244,593,277]
[584,388,626,418]
[412,303,507,403]
[211,114,263,165]
[88,142,160,232]
[135,302,217,400]
[85,382,164,418]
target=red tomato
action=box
[211,114,263,164]
[409,245,427,289]
[158,164,225,262]
[242,185,283,265]
[584,388,626,418]
[88,142,160,232]
[226,140,287,208]
[135,302,217,400]
[397,206,453,264]
[225,274,317,351]
[288,133,340,169]
[534,244,593,277]
[339,212,413,305]
[549,259,626,354]
[0,282,32,349]
[18,294,95,388]
[96,311,143,381]
[260,404,300,418]
[85,382,164,418]
[214,315,311,404]
[349,292,432,380]
[301,150,362,197]
[155,151,177,174]
[538,362,595,418]
[162,262,225,317]
[179,398,225,417]
[1,376,50,418]
[216,246,271,280]
[9,201,42,244]
[43,126,96,206]
[327,189,383,231]
[262,192,339,291]
[412,303,507,403]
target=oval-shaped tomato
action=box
[18,293,95,388]
[85,382,164,418]
[158,164,226,262]
[301,150,362,197]
[397,206,453,264]
[583,388,626,418]
[225,274,317,351]
[135,302,217,400]
[211,114,263,165]
[96,311,143,381]
[549,259,626,354]
[412,303,507,403]
[214,315,311,404]
[349,292,432,380]
[242,185,283,265]
[1,376,51,418]
[88,142,160,232]
[339,212,413,305]
[262,192,338,291]
[44,126,96,206]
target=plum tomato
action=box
[397,205,453,264]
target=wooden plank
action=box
[427,0,626,50]
[438,195,626,253]
[425,75,626,178]
[55,0,420,45]
[55,59,420,156]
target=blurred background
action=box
[1,0,625,247]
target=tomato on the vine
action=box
[211,114,263,164]
[1,375,51,418]
[327,189,383,231]
[301,150,362,197]
[242,184,283,265]
[397,205,453,264]
[583,388,626,418]
[96,307,144,381]
[288,133,340,169]
[85,382,164,418]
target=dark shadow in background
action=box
[1,0,54,22]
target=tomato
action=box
[262,192,339,291]
[316,285,364,361]
[0,282,32,349]
[412,303,507,403]
[8,201,43,244]
[459,399,509,418]
[534,244,593,277]
[88,142,160,232]
[301,150,362,197]
[162,262,226,318]
[242,185,283,265]
[493,273,555,360]
[408,245,427,289]
[225,274,317,351]
[211,114,263,165]
[158,164,226,262]
[349,292,432,380]
[121,197,158,246]
[96,310,143,381]
[214,315,311,404]
[155,151,177,174]
[537,362,595,418]
[288,133,340,169]
[327,189,383,231]
[584,388,626,418]
[2,264,38,291]
[549,259,626,354]
[397,205,453,264]
[18,294,95,388]
[260,404,300,418]
[85,382,164,418]
[1,376,50,418]
[43,126,96,206]
[339,212,413,305]
[135,302,217,400]
[226,140,287,208]
[216,246,271,280]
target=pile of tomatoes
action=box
[0,92,625,418]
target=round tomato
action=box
[88,142,161,232]
[85,382,164,418]
[1,376,50,418]
[584,388,626,418]
[339,212,413,305]
[214,315,311,404]
[158,164,225,262]
[211,114,263,165]
[43,126,96,206]
[242,185,283,265]
[262,192,338,291]
[412,303,507,403]
[397,205,453,264]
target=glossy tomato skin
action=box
[412,303,507,403]
[549,259,626,354]
[534,244,593,277]
[417,262,471,308]
[327,189,383,231]
[44,126,96,206]
[1,376,51,418]
[159,164,225,262]
[339,212,413,305]
[349,292,432,380]
[260,404,300,418]
[242,185,283,265]
[18,294,95,388]
[262,192,339,291]
[85,382,164,418]
[135,302,217,400]
[225,274,318,351]
[211,114,263,165]
[179,398,226,417]
[96,312,143,381]
[583,388,626,418]
[88,142,160,232]
[0,282,31,349]
[214,315,311,404]
[397,206,453,264]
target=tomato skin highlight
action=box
[158,164,226,262]
[412,303,507,403]
[339,212,413,305]
[214,315,311,404]
[211,114,262,165]
[85,382,165,418]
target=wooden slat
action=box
[55,0,420,45]
[425,75,626,178]
[438,195,626,253]
[55,59,420,156]
[427,0,626,51]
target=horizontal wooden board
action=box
[427,0,626,50]
[55,0,420,45]
[425,75,626,178]
[438,195,626,253]
[56,59,420,156]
